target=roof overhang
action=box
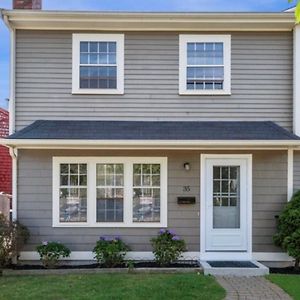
[1,138,300,150]
[0,10,296,32]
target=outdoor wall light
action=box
[183,162,191,171]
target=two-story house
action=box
[1,0,300,265]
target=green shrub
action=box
[36,241,71,268]
[93,236,130,267]
[274,190,300,269]
[0,213,30,268]
[151,229,186,266]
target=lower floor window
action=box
[59,163,87,222]
[133,164,161,222]
[96,163,124,222]
[53,157,167,227]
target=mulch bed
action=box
[10,260,200,270]
[270,267,300,275]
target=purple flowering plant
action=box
[151,229,186,266]
[93,236,130,267]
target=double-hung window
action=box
[179,35,231,95]
[53,157,167,227]
[72,34,124,94]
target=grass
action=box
[267,274,300,300]
[0,273,225,300]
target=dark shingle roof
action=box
[7,120,300,141]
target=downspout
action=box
[287,148,294,202]
[2,12,16,134]
[9,147,18,220]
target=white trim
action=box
[287,148,294,201]
[179,35,231,95]
[19,251,293,262]
[253,252,294,262]
[200,252,252,261]
[2,139,300,149]
[3,16,16,134]
[52,157,168,228]
[72,34,124,95]
[200,154,252,259]
[294,25,300,136]
[9,148,17,220]
[19,251,199,261]
[1,11,295,32]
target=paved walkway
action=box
[215,276,292,300]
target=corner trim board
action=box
[294,25,300,136]
[3,15,16,134]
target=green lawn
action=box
[267,274,300,300]
[0,273,225,300]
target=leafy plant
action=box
[93,236,130,267]
[0,213,30,268]
[274,191,300,269]
[288,0,300,23]
[151,229,186,266]
[36,241,71,268]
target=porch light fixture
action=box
[183,162,191,171]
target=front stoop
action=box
[200,260,269,276]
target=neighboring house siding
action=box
[15,30,293,131]
[18,149,287,253]
[294,151,300,192]
[0,109,11,195]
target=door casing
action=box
[200,154,252,261]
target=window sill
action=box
[179,89,231,96]
[72,88,124,95]
[53,222,167,228]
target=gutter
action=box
[1,10,295,31]
[8,147,18,221]
[1,139,300,149]
[1,11,16,135]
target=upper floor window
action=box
[72,34,124,94]
[179,35,231,95]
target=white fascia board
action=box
[294,25,300,136]
[1,139,300,149]
[1,10,295,31]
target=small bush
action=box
[151,229,186,266]
[36,241,71,268]
[93,236,130,267]
[274,190,300,269]
[0,213,30,268]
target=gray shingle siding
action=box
[18,149,287,253]
[15,31,293,131]
[294,151,300,192]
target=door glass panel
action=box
[213,166,240,228]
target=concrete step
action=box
[200,260,269,276]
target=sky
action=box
[0,0,295,109]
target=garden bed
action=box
[2,261,202,276]
[10,260,199,270]
[270,267,300,275]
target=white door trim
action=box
[200,154,252,260]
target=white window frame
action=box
[52,157,168,228]
[72,33,124,95]
[179,34,231,95]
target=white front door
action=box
[201,155,252,253]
